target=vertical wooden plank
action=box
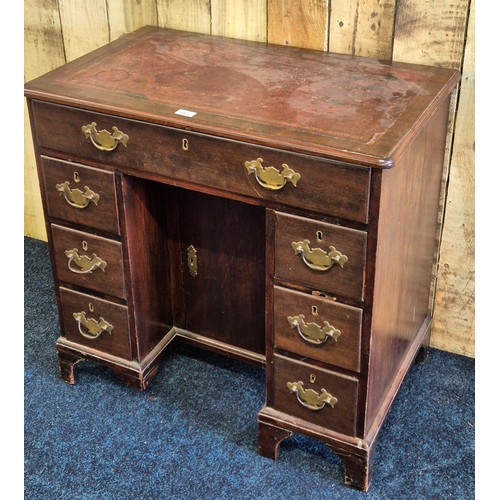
[24,0,66,80]
[24,0,66,241]
[107,0,158,41]
[57,0,110,61]
[157,0,211,34]
[329,0,396,59]
[268,0,330,50]
[393,0,472,356]
[211,0,267,42]
[24,103,45,240]
[432,0,474,357]
[392,0,469,69]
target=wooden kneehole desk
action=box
[25,26,459,491]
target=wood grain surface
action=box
[268,0,330,50]
[23,1,474,357]
[432,0,474,356]
[329,0,396,59]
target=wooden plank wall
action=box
[24,0,474,357]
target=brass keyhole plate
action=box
[187,244,198,277]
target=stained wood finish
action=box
[273,286,362,372]
[257,421,293,459]
[31,101,371,223]
[272,354,358,436]
[332,443,373,491]
[365,97,452,432]
[24,3,474,366]
[55,334,175,390]
[51,224,126,299]
[41,156,119,234]
[25,27,459,167]
[274,212,367,301]
[25,27,460,491]
[120,176,174,360]
[59,287,131,359]
[179,190,266,355]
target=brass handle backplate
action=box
[65,248,107,274]
[82,122,129,152]
[291,239,348,271]
[287,381,337,411]
[287,314,341,345]
[56,181,100,209]
[244,158,300,191]
[72,311,113,339]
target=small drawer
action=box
[272,354,358,436]
[51,224,126,299]
[274,212,367,301]
[59,287,131,360]
[41,156,119,234]
[274,286,362,372]
[31,100,370,223]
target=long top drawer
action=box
[31,100,371,224]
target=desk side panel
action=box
[120,175,174,361]
[364,96,451,433]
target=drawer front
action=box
[32,100,370,223]
[272,354,358,436]
[274,212,367,301]
[59,287,131,359]
[274,286,362,372]
[51,224,126,299]
[41,156,119,234]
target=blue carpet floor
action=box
[24,236,474,499]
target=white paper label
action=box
[175,109,197,118]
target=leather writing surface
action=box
[25,27,460,166]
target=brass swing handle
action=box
[64,248,107,274]
[287,381,338,411]
[291,239,348,271]
[73,311,113,340]
[287,314,341,345]
[82,122,129,152]
[56,181,100,209]
[244,158,301,191]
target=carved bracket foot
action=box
[328,445,373,491]
[258,420,293,459]
[415,344,430,365]
[415,318,432,365]
[57,350,85,385]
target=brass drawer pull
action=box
[65,248,107,274]
[72,311,113,339]
[82,122,129,152]
[287,381,337,411]
[291,239,348,271]
[56,181,100,208]
[244,158,300,191]
[287,314,341,345]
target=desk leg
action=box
[328,445,373,492]
[415,317,432,365]
[258,420,293,459]
[57,350,84,385]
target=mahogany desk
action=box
[25,27,459,491]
